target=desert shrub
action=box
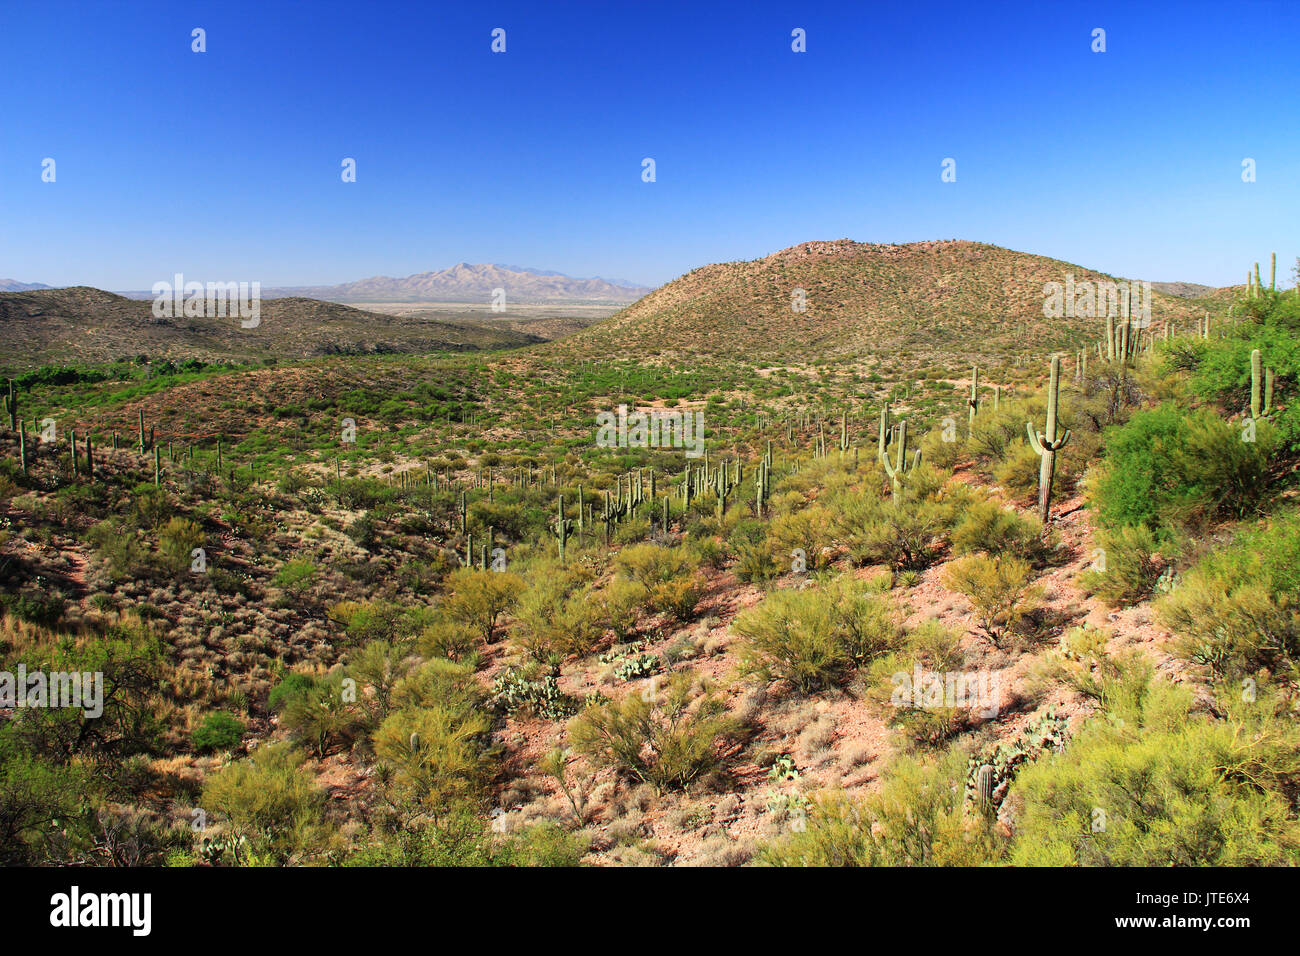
[1156,509,1300,677]
[393,658,484,718]
[648,573,703,621]
[992,438,1040,497]
[615,542,700,589]
[279,672,362,758]
[443,568,524,642]
[201,743,330,865]
[417,616,479,662]
[129,487,172,530]
[191,712,244,753]
[268,671,316,712]
[767,505,835,571]
[602,576,647,641]
[845,499,949,572]
[943,554,1041,645]
[272,558,317,594]
[158,517,205,573]
[0,727,95,865]
[1011,667,1300,865]
[344,640,413,727]
[734,575,901,692]
[87,520,149,581]
[346,806,587,867]
[1078,524,1161,607]
[373,704,494,811]
[919,425,962,469]
[569,671,741,793]
[734,541,779,584]
[512,578,606,663]
[865,619,970,746]
[950,499,1045,564]
[1091,404,1275,537]
[758,751,1005,866]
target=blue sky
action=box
[2,0,1297,290]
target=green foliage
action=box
[373,704,494,811]
[1078,524,1161,607]
[950,499,1045,564]
[191,712,244,753]
[443,568,525,642]
[1011,666,1300,865]
[569,671,741,793]
[734,575,901,692]
[943,554,1040,645]
[272,558,318,594]
[278,672,362,758]
[201,743,330,865]
[758,751,1005,866]
[1156,509,1300,677]
[1091,404,1275,537]
[346,805,587,866]
[158,517,204,573]
[512,577,606,662]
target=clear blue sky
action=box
[2,0,1297,290]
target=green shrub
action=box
[443,568,525,642]
[734,575,901,692]
[758,751,1004,866]
[1011,666,1300,865]
[1091,404,1275,537]
[1156,509,1300,677]
[951,499,1044,564]
[569,671,740,793]
[201,743,330,865]
[512,579,606,662]
[1078,524,1161,607]
[158,517,205,573]
[272,558,317,594]
[943,554,1041,645]
[191,712,244,753]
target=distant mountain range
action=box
[97,264,651,305]
[0,280,51,292]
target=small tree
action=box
[443,567,524,643]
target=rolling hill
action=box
[555,239,1225,364]
[0,287,544,370]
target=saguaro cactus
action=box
[4,380,16,431]
[1026,355,1072,524]
[554,495,574,564]
[880,419,915,503]
[1250,348,1275,419]
[975,764,996,810]
[876,402,892,464]
[968,365,979,428]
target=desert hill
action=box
[0,286,545,369]
[557,240,1218,363]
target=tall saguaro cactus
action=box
[1026,356,1071,524]
[880,419,917,503]
[554,495,574,564]
[968,365,979,428]
[1251,348,1275,420]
